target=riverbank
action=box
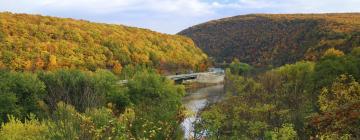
[182,72,225,92]
[181,84,225,139]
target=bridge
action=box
[118,71,224,85]
[168,71,225,84]
[167,73,201,84]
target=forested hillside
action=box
[194,47,360,139]
[179,13,360,67]
[0,12,208,73]
[0,12,210,140]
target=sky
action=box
[0,0,360,34]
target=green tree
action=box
[0,93,19,124]
[49,102,129,140]
[198,61,316,139]
[127,71,185,139]
[272,61,315,134]
[38,69,120,112]
[229,59,253,75]
[0,70,45,123]
[196,73,274,139]
[351,47,360,57]
[265,123,298,140]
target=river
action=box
[181,84,225,139]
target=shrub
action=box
[0,115,50,140]
[0,70,45,123]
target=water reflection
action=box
[181,84,224,139]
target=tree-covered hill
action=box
[0,12,208,73]
[179,13,360,67]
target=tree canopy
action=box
[0,12,208,73]
[179,13,360,67]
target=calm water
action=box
[181,84,225,139]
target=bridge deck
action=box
[118,72,223,84]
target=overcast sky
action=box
[0,0,359,34]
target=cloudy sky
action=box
[0,0,359,34]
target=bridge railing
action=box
[118,71,224,85]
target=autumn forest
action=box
[0,11,359,140]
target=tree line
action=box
[193,47,360,139]
[0,12,208,74]
[0,68,186,139]
[179,14,360,68]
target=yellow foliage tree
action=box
[0,12,208,73]
[35,58,45,70]
[323,48,345,58]
[112,61,122,75]
[24,60,32,71]
[318,74,360,112]
[47,55,57,70]
[0,61,5,69]
[0,115,49,140]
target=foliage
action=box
[271,61,316,133]
[307,75,360,139]
[2,12,360,140]
[179,14,360,67]
[0,70,45,123]
[112,61,122,75]
[0,12,208,73]
[127,71,185,139]
[200,50,360,139]
[313,49,360,90]
[49,102,129,140]
[197,61,317,139]
[49,102,82,139]
[265,123,298,140]
[351,47,360,57]
[318,75,360,112]
[106,88,130,113]
[0,69,185,139]
[0,115,50,140]
[322,48,345,58]
[119,64,152,80]
[229,58,253,75]
[197,71,272,139]
[38,69,123,112]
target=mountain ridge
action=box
[179,13,360,67]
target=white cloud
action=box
[0,0,360,34]
[280,0,360,13]
[212,0,360,13]
[0,0,214,16]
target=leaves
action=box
[180,14,360,67]
[0,115,50,140]
[319,75,360,112]
[0,12,208,73]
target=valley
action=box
[0,11,359,140]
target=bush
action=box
[49,102,129,139]
[38,69,121,112]
[0,70,45,123]
[0,115,50,140]
[127,71,185,139]
[229,59,253,75]
[265,123,298,140]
